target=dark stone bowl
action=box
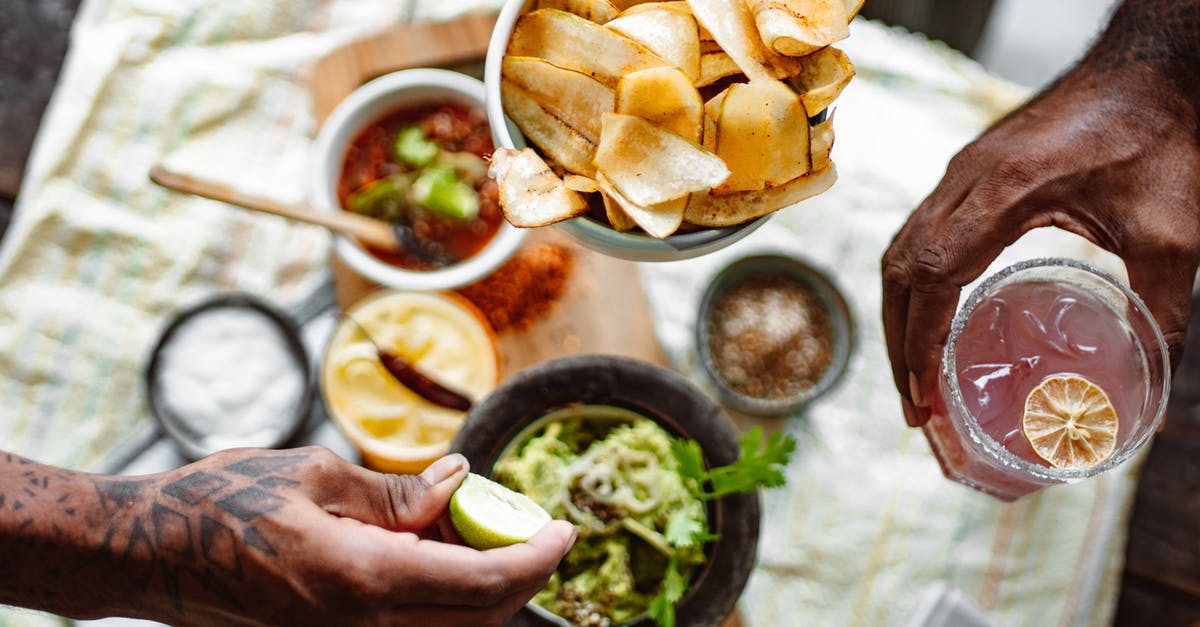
[449,354,759,627]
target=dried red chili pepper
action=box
[345,317,473,412]
[375,350,473,412]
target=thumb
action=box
[324,454,470,531]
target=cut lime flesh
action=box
[450,473,552,550]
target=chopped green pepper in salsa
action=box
[337,100,502,270]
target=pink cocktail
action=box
[923,258,1170,501]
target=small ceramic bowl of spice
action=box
[145,293,314,460]
[696,253,855,416]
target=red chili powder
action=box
[456,243,575,333]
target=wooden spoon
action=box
[149,166,456,265]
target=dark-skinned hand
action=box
[0,447,575,627]
[881,1,1200,426]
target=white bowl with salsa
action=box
[312,68,527,290]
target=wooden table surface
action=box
[0,3,1197,625]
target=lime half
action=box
[450,473,552,550]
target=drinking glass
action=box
[922,258,1170,501]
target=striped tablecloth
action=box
[0,1,1135,626]
[641,18,1135,627]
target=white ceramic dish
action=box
[483,0,770,262]
[311,68,526,290]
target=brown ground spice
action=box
[709,274,834,399]
[456,243,575,333]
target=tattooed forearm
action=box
[0,445,540,626]
[0,454,86,612]
[0,450,314,623]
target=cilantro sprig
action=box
[648,426,797,627]
[671,425,796,499]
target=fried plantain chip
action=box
[502,55,615,144]
[606,8,702,82]
[616,66,704,142]
[785,46,854,114]
[710,80,811,194]
[685,0,803,82]
[618,1,692,14]
[748,0,849,57]
[701,87,726,149]
[536,0,620,23]
[610,0,659,10]
[563,174,601,193]
[507,9,670,87]
[697,50,743,86]
[597,180,641,232]
[594,112,729,207]
[810,114,834,171]
[496,0,850,234]
[501,81,598,176]
[596,173,687,238]
[845,0,864,20]
[684,164,837,227]
[490,148,589,227]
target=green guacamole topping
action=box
[493,407,707,627]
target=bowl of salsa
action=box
[312,68,526,290]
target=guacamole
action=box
[493,407,708,626]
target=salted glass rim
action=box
[940,257,1171,481]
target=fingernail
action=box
[553,520,578,552]
[901,396,920,427]
[565,525,579,551]
[420,454,466,485]
[908,371,926,407]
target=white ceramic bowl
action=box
[484,0,770,262]
[311,68,527,290]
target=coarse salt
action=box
[157,306,306,453]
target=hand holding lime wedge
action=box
[450,473,552,550]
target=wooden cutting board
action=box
[309,12,667,375]
[309,14,750,627]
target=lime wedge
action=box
[450,473,552,550]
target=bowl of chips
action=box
[484,0,858,262]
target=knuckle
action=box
[304,446,343,471]
[467,571,510,605]
[1162,328,1188,351]
[303,444,338,460]
[382,473,427,525]
[987,158,1039,185]
[947,142,986,171]
[1163,329,1189,370]
[910,244,955,287]
[881,257,911,290]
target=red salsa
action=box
[338,100,502,270]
